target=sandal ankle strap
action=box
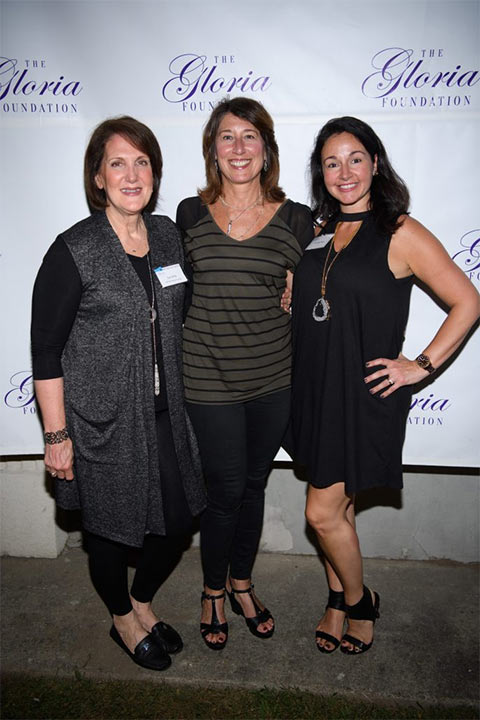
[327,589,346,611]
[230,583,254,595]
[201,590,225,601]
[346,585,379,621]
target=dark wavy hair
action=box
[198,97,285,205]
[84,115,162,214]
[310,116,410,235]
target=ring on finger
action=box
[51,471,57,477]
[388,378,394,386]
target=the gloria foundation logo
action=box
[0,57,82,115]
[452,229,480,284]
[408,392,451,427]
[4,371,36,414]
[362,47,479,109]
[162,53,271,113]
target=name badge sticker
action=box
[154,263,188,288]
[305,233,334,251]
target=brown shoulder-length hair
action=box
[198,97,285,205]
[84,115,163,214]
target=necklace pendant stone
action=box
[312,297,330,322]
[150,308,157,323]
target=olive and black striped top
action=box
[176,197,313,404]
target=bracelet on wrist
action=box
[44,427,69,445]
[415,353,436,375]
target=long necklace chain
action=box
[219,194,262,235]
[312,221,362,322]
[146,252,160,396]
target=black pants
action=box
[86,410,191,616]
[186,388,291,590]
[87,532,186,616]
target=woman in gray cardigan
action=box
[31,116,205,672]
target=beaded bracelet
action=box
[44,427,69,445]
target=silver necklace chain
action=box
[219,194,262,235]
[146,252,160,396]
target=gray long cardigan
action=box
[55,211,205,546]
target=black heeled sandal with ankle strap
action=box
[200,590,228,651]
[315,588,346,654]
[340,585,380,655]
[227,583,274,639]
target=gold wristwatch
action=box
[415,353,436,375]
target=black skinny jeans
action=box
[186,388,291,590]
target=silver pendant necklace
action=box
[219,194,262,235]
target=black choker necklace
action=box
[338,210,371,222]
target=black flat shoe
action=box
[227,582,274,639]
[109,625,172,671]
[340,585,380,655]
[151,621,183,654]
[200,590,228,651]
[316,588,346,654]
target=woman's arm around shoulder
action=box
[365,215,480,397]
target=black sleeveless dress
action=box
[291,210,414,493]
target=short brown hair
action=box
[199,97,285,205]
[84,116,163,213]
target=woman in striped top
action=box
[177,97,313,650]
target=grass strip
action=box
[1,673,478,720]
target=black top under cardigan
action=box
[31,211,206,546]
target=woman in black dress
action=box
[291,117,479,655]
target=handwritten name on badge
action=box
[305,234,333,251]
[154,264,188,288]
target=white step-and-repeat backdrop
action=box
[1,0,479,464]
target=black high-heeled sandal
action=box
[315,588,346,654]
[227,583,274,639]
[200,591,228,651]
[340,585,380,655]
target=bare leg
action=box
[130,596,160,633]
[314,502,356,650]
[306,483,375,650]
[112,610,149,653]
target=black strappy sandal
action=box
[200,590,228,651]
[227,583,274,639]
[340,585,380,655]
[315,588,346,654]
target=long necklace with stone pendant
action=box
[146,252,160,395]
[312,221,362,322]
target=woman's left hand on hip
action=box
[364,353,428,398]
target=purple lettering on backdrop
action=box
[410,393,451,412]
[4,372,35,409]
[162,53,271,103]
[452,230,480,273]
[0,58,82,101]
[361,48,479,99]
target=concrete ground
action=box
[1,545,479,709]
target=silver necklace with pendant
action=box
[146,252,160,396]
[219,194,261,235]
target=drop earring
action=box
[263,158,268,172]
